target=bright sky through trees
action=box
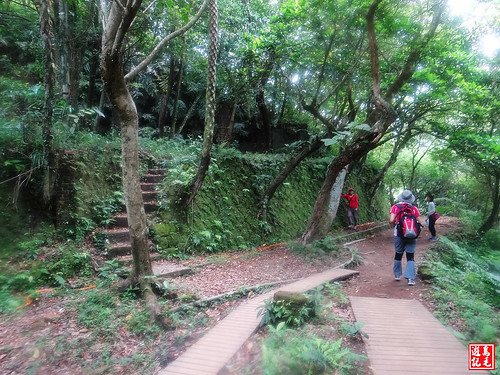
[447,0,500,57]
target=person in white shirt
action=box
[425,193,437,241]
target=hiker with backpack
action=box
[389,190,424,286]
[341,187,359,230]
[425,193,439,241]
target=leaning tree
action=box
[300,0,444,244]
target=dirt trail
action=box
[344,216,458,301]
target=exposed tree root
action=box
[114,276,173,330]
[142,281,172,330]
[168,278,302,314]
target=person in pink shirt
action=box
[341,187,359,229]
[389,190,424,286]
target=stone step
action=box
[107,242,132,257]
[148,168,167,175]
[115,253,162,265]
[142,190,159,201]
[105,228,130,243]
[152,261,192,278]
[142,174,163,184]
[111,213,128,228]
[141,182,158,192]
[144,201,159,213]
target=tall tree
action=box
[182,0,219,208]
[99,0,207,322]
[36,0,57,223]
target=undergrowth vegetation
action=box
[255,283,367,375]
[151,137,388,256]
[262,325,364,375]
[420,231,499,374]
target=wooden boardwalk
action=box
[158,268,358,375]
[350,296,490,375]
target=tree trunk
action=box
[86,44,100,108]
[98,0,206,326]
[177,93,202,135]
[53,0,70,100]
[86,1,100,108]
[38,0,57,224]
[170,60,184,135]
[300,132,381,244]
[215,101,236,143]
[158,57,176,138]
[182,0,218,209]
[367,131,412,204]
[101,61,151,282]
[99,2,166,327]
[256,62,273,149]
[259,137,324,221]
[479,174,500,233]
[53,0,81,110]
[325,167,348,230]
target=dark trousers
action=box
[347,207,358,227]
[428,215,436,237]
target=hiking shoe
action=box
[408,279,415,286]
[429,236,438,241]
[394,275,401,281]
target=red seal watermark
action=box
[468,343,496,370]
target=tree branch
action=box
[366,0,384,103]
[313,33,336,106]
[384,2,444,102]
[124,0,208,81]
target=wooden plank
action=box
[350,296,489,375]
[158,268,358,375]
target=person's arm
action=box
[389,213,396,226]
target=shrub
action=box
[484,229,500,251]
[258,292,321,328]
[262,323,366,375]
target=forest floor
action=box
[0,217,458,374]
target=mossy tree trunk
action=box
[479,174,500,233]
[177,93,202,135]
[215,101,236,143]
[182,0,219,209]
[300,133,382,244]
[259,137,324,221]
[37,0,57,225]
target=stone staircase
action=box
[98,168,191,277]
